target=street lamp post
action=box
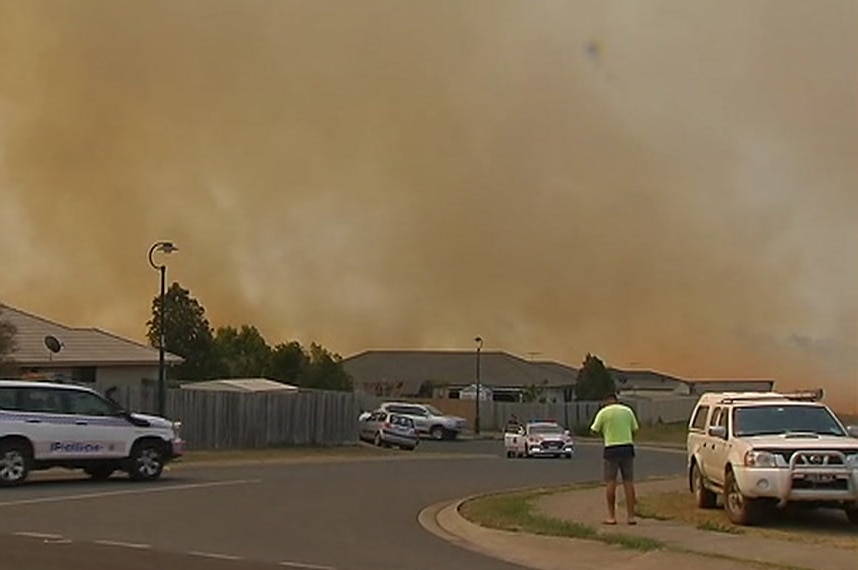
[148,241,178,417]
[474,336,483,435]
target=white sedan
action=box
[504,421,575,459]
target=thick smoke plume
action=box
[1,1,856,410]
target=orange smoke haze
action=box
[0,1,856,411]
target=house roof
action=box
[609,368,690,390]
[179,378,298,393]
[684,378,776,385]
[342,349,578,393]
[0,303,183,367]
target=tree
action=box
[214,325,272,378]
[0,309,17,374]
[573,353,616,401]
[268,341,309,384]
[522,379,549,403]
[146,282,222,381]
[300,343,353,392]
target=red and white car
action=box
[504,420,575,459]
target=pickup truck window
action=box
[690,405,709,430]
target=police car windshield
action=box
[733,405,845,437]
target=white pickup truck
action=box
[686,391,858,525]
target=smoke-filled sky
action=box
[1,1,856,410]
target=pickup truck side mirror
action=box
[846,425,858,438]
[707,426,727,439]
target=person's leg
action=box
[603,459,619,523]
[620,457,636,523]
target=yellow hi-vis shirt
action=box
[590,403,639,447]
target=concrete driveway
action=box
[0,441,686,569]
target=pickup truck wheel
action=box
[692,463,718,509]
[846,508,858,525]
[0,442,30,487]
[430,426,445,440]
[129,441,165,481]
[85,465,115,481]
[724,470,762,525]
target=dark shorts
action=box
[603,444,635,482]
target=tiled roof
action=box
[0,303,182,367]
[342,349,578,393]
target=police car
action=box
[504,419,575,459]
[0,381,184,486]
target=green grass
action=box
[635,422,688,445]
[695,520,744,534]
[459,487,665,552]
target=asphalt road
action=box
[0,440,686,570]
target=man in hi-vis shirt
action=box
[590,392,640,525]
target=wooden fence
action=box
[111,387,700,451]
[115,386,361,450]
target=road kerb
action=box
[417,495,751,570]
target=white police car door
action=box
[17,387,81,460]
[60,389,127,458]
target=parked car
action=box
[375,402,468,440]
[0,381,184,486]
[686,391,858,526]
[358,410,419,451]
[504,420,575,459]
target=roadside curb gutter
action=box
[418,487,857,570]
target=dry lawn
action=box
[636,491,858,550]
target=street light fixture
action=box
[474,336,483,435]
[148,241,178,416]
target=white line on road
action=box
[188,551,244,561]
[14,531,65,540]
[94,540,152,549]
[279,562,337,570]
[0,479,261,508]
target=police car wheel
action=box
[0,443,30,486]
[129,442,164,481]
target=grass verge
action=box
[459,486,665,552]
[637,491,858,550]
[634,422,688,445]
[460,486,834,570]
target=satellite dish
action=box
[44,335,64,354]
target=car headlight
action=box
[744,450,777,468]
[846,454,858,467]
